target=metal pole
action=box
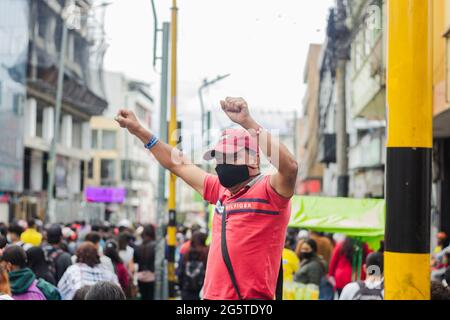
[154,22,170,301]
[385,0,432,300]
[167,0,178,300]
[335,0,350,198]
[46,15,68,222]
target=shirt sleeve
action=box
[339,282,359,300]
[202,174,222,205]
[264,176,291,209]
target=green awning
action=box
[289,196,385,249]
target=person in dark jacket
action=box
[42,224,72,284]
[133,225,156,300]
[295,238,327,286]
[178,231,209,300]
[26,246,56,285]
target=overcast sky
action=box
[103,0,333,135]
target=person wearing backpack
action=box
[0,245,60,300]
[339,252,384,300]
[43,224,72,284]
[178,231,209,300]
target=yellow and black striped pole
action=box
[167,0,178,300]
[385,0,432,300]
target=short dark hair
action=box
[47,224,63,244]
[8,224,24,237]
[73,286,92,300]
[0,235,7,249]
[84,281,126,300]
[27,219,36,228]
[366,252,384,275]
[431,281,450,300]
[1,245,27,268]
[85,232,101,244]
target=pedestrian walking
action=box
[104,240,129,295]
[20,219,42,247]
[133,224,156,300]
[339,252,384,300]
[26,246,56,285]
[0,245,46,300]
[0,264,13,300]
[84,281,126,300]
[295,239,326,286]
[58,242,119,300]
[42,224,73,284]
[116,96,298,300]
[328,237,370,297]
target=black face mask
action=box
[215,164,250,188]
[300,252,314,260]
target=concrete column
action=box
[61,114,72,148]
[43,107,54,142]
[25,98,37,138]
[81,122,91,150]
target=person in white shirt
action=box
[59,242,118,300]
[339,252,384,300]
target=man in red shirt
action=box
[116,97,298,300]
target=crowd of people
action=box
[281,229,450,300]
[1,218,449,300]
[0,218,210,301]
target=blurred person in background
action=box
[7,223,28,250]
[434,232,449,254]
[58,242,118,300]
[178,231,209,300]
[20,219,42,247]
[84,281,126,300]
[0,235,7,256]
[83,231,115,274]
[282,236,300,300]
[339,252,384,300]
[26,246,56,285]
[431,280,450,300]
[0,263,13,300]
[72,285,91,300]
[295,239,326,287]
[0,245,46,300]
[328,237,369,297]
[118,232,135,274]
[42,224,73,284]
[133,224,156,300]
[104,240,129,295]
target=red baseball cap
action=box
[203,128,259,164]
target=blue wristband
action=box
[144,136,159,150]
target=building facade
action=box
[432,0,450,238]
[0,0,108,223]
[298,44,324,196]
[85,71,156,224]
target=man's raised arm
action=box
[115,109,207,195]
[220,97,299,198]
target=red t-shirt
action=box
[202,174,291,300]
